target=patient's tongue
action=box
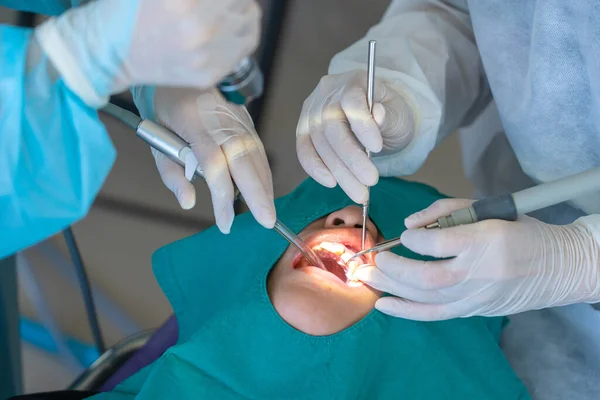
[321,258,347,282]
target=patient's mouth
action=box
[295,241,367,284]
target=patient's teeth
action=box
[345,260,362,282]
[340,252,353,263]
[311,241,364,270]
[318,242,346,255]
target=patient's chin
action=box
[268,282,379,336]
[266,238,381,336]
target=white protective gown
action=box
[328,1,600,399]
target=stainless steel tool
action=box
[346,236,402,263]
[361,40,377,252]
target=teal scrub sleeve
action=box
[0,26,115,258]
[0,0,85,16]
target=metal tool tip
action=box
[425,222,440,229]
[345,253,360,264]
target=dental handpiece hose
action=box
[428,166,600,229]
[101,103,326,270]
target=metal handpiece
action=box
[347,236,403,263]
[218,57,264,105]
[362,40,377,251]
[426,164,600,229]
[134,120,325,270]
[272,221,326,270]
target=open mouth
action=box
[292,229,375,285]
[311,242,366,283]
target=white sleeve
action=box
[329,0,490,176]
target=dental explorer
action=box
[362,40,377,252]
[347,237,403,262]
[348,165,600,262]
[101,103,326,271]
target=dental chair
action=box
[68,315,178,393]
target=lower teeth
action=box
[312,241,362,283]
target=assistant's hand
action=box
[149,87,275,234]
[35,0,261,104]
[354,199,600,321]
[296,70,416,204]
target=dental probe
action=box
[426,165,600,229]
[347,236,403,263]
[101,103,326,270]
[362,40,377,252]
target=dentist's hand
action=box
[296,70,416,204]
[354,199,600,321]
[144,86,275,234]
[35,0,261,104]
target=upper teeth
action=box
[313,241,347,256]
[340,252,353,263]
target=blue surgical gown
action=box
[1,1,84,16]
[0,1,115,258]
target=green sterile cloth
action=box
[94,178,530,400]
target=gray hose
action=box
[36,242,141,337]
[17,253,83,373]
[513,166,600,215]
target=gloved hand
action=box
[354,199,600,321]
[296,70,417,204]
[147,87,275,234]
[34,0,261,106]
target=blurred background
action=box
[1,0,471,394]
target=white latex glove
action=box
[296,70,417,204]
[354,199,600,321]
[35,0,261,106]
[149,87,275,234]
